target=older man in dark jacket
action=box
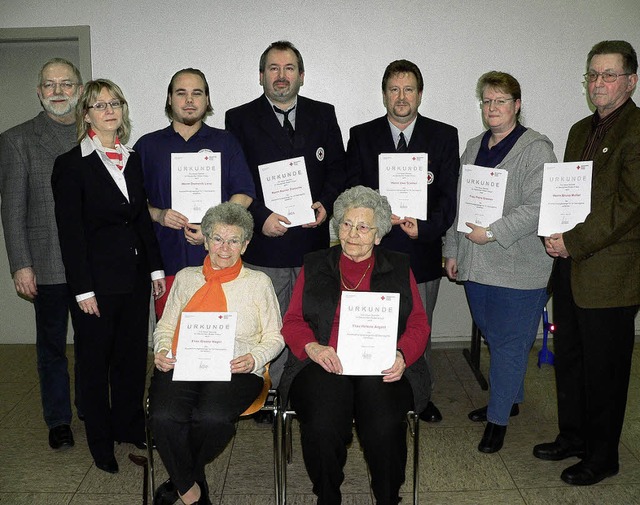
[535,40,640,486]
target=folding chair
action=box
[277,407,420,505]
[144,369,281,504]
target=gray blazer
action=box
[0,111,76,284]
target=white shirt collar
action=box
[80,135,133,158]
[387,116,418,147]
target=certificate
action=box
[171,152,221,223]
[258,156,315,227]
[456,164,509,232]
[172,312,236,382]
[538,161,592,236]
[378,153,428,220]
[337,291,400,376]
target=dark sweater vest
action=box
[301,246,412,345]
[279,245,430,413]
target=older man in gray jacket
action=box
[0,58,83,449]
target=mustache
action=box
[44,94,69,102]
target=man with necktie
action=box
[225,41,346,390]
[346,59,460,423]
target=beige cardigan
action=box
[153,265,285,376]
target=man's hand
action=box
[262,212,291,237]
[13,267,37,299]
[399,217,419,239]
[545,233,569,258]
[78,296,100,317]
[302,202,327,228]
[184,224,205,245]
[229,193,253,208]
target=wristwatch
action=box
[485,228,496,242]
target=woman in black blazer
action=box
[52,79,166,473]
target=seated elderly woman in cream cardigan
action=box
[149,202,284,505]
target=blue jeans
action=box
[464,282,548,425]
[33,283,75,428]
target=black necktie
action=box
[396,131,408,152]
[273,105,295,144]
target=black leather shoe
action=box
[468,404,519,422]
[49,424,74,450]
[560,461,618,486]
[419,401,443,423]
[153,478,178,505]
[533,439,585,461]
[95,456,119,474]
[478,422,506,453]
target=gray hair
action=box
[39,58,83,86]
[201,202,254,243]
[333,186,392,239]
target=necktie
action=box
[396,131,408,152]
[273,105,295,144]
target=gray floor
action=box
[1,341,640,504]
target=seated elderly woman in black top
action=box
[149,202,284,505]
[280,186,430,505]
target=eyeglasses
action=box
[339,221,377,235]
[583,71,632,83]
[479,98,516,108]
[209,235,244,248]
[41,81,78,91]
[88,100,124,111]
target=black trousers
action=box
[70,268,151,463]
[290,362,414,505]
[552,259,638,468]
[149,370,262,494]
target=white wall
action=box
[1,0,639,343]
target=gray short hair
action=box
[201,202,254,243]
[39,58,83,86]
[333,186,392,239]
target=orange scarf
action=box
[171,257,243,356]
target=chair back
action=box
[240,365,272,417]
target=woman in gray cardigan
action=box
[444,71,556,453]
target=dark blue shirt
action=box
[134,124,256,275]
